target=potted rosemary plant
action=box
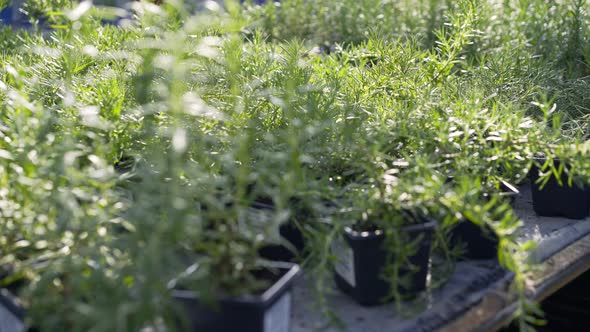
[331,170,437,306]
[161,170,301,332]
[332,211,435,306]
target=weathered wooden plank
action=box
[442,233,590,332]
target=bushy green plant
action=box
[0,1,589,332]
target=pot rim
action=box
[0,289,25,320]
[171,261,300,308]
[343,219,437,239]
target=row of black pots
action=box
[445,158,590,264]
[173,156,588,330]
[447,158,590,264]
[330,215,503,307]
[530,159,590,220]
[21,156,585,331]
[258,214,440,306]
[259,210,500,307]
[0,263,300,332]
[1,213,498,331]
[187,156,588,330]
[331,217,499,306]
[449,159,590,259]
[445,157,590,263]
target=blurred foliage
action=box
[0,0,588,331]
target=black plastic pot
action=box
[332,220,436,306]
[0,289,26,332]
[255,197,335,262]
[530,159,590,220]
[172,262,300,332]
[252,199,306,262]
[448,220,499,260]
[258,222,305,262]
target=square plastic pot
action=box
[0,289,26,332]
[258,222,305,262]
[172,262,300,332]
[448,220,499,260]
[332,220,436,306]
[530,159,590,220]
[254,197,324,262]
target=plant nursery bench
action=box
[291,184,590,332]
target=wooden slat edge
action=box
[437,232,590,332]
